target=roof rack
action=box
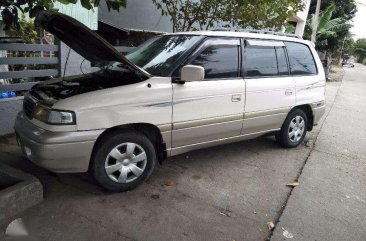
[212,27,302,39]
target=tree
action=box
[309,0,357,20]
[304,4,352,52]
[7,14,38,44]
[308,0,357,53]
[152,0,305,32]
[1,0,127,30]
[353,38,366,63]
[311,0,321,43]
[341,34,354,55]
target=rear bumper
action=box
[312,101,326,125]
[14,112,104,173]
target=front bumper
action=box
[14,112,104,173]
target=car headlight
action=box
[33,105,76,125]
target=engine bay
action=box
[29,68,147,106]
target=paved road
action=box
[271,64,366,241]
[0,78,341,241]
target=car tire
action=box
[276,109,308,148]
[90,130,156,192]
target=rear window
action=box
[285,42,318,75]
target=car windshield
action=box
[125,35,202,76]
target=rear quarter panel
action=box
[295,42,326,106]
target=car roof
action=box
[165,31,311,45]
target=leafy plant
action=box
[304,4,351,51]
[7,14,38,44]
[1,0,127,30]
[152,0,305,32]
[307,0,356,54]
[353,38,366,63]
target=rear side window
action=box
[245,47,278,77]
[244,46,290,77]
[285,42,317,75]
[191,45,239,79]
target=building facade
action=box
[288,0,312,37]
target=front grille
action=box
[23,96,37,118]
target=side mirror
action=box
[180,65,205,82]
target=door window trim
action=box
[275,46,290,76]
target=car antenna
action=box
[62,46,72,82]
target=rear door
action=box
[171,37,245,149]
[243,39,295,134]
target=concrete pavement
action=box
[271,64,366,241]
[0,74,343,241]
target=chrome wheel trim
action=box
[288,116,305,143]
[104,142,147,183]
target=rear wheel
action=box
[276,109,308,148]
[90,131,156,192]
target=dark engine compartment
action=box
[30,68,147,106]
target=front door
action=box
[243,40,296,134]
[171,38,245,151]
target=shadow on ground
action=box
[0,135,310,241]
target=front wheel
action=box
[90,131,156,192]
[276,109,308,148]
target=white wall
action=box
[291,0,311,37]
[99,0,173,32]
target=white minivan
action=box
[15,11,326,191]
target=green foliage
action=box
[1,0,127,30]
[5,15,53,83]
[234,0,305,30]
[304,4,352,52]
[353,38,366,62]
[309,0,357,20]
[7,14,38,44]
[307,0,357,54]
[342,36,354,55]
[152,0,305,32]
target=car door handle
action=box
[231,94,242,102]
[285,89,293,96]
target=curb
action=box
[0,162,43,223]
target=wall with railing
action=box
[0,42,59,135]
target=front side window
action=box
[285,42,317,75]
[125,35,202,76]
[190,45,239,79]
[245,47,278,77]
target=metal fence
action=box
[0,43,59,92]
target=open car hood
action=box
[35,11,150,77]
